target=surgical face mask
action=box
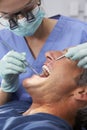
[1,6,45,36]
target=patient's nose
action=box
[45,51,55,60]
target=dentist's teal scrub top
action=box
[0,15,87,101]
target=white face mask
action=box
[1,6,45,36]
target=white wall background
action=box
[41,0,87,22]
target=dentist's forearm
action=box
[0,88,11,105]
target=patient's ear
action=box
[73,87,87,101]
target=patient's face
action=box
[23,50,83,97]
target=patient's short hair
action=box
[75,69,87,87]
[74,107,87,130]
[73,69,87,130]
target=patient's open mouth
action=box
[40,65,50,77]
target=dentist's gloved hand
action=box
[65,43,87,68]
[0,50,27,92]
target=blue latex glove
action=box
[65,43,87,68]
[0,50,27,92]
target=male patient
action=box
[0,50,87,130]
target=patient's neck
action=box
[23,101,77,127]
[23,103,56,115]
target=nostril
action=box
[47,56,54,61]
[45,51,55,60]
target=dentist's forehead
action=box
[0,0,31,13]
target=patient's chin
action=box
[23,65,50,89]
[23,75,48,89]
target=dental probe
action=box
[0,41,39,75]
[24,61,39,75]
[55,55,65,61]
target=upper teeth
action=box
[42,65,50,75]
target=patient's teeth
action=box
[42,65,50,76]
[40,65,50,77]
